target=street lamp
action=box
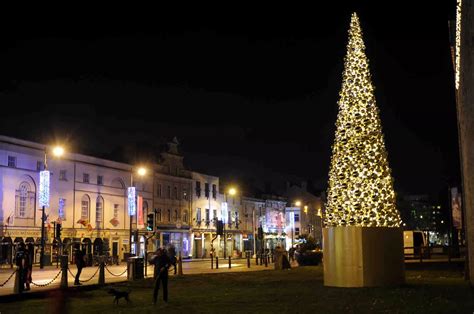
[222,186,237,258]
[129,166,147,255]
[39,145,65,269]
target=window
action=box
[195,181,201,197]
[174,209,178,222]
[167,186,171,199]
[8,156,16,168]
[37,161,44,171]
[295,227,300,236]
[213,209,217,222]
[156,209,162,222]
[83,173,90,183]
[97,175,103,185]
[157,184,162,197]
[205,183,210,198]
[167,209,171,222]
[59,170,67,181]
[174,187,178,199]
[59,198,66,220]
[212,184,217,199]
[81,195,90,220]
[183,188,187,200]
[235,211,239,228]
[114,204,119,219]
[228,211,232,226]
[96,196,104,223]
[294,214,300,222]
[183,211,188,224]
[205,208,210,223]
[196,208,201,222]
[15,182,34,218]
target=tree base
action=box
[323,226,405,287]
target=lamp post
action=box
[39,145,64,269]
[129,167,147,255]
[222,187,236,259]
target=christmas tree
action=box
[325,13,401,228]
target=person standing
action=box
[151,248,171,304]
[74,247,85,285]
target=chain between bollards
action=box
[0,269,16,287]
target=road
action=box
[0,258,286,296]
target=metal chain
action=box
[79,266,100,283]
[31,270,62,287]
[105,265,127,277]
[67,268,76,278]
[0,269,17,287]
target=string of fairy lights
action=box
[325,13,402,228]
[455,0,462,90]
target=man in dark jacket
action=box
[74,248,85,285]
[151,248,171,304]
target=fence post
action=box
[228,256,231,269]
[98,257,105,286]
[247,255,251,268]
[60,255,68,289]
[216,256,219,269]
[178,253,183,276]
[13,267,21,294]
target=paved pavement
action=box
[0,258,289,296]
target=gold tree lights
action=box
[325,13,402,228]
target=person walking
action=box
[74,247,85,285]
[167,245,177,275]
[15,243,28,292]
[151,248,171,304]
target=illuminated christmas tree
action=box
[325,13,401,228]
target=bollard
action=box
[264,255,268,267]
[211,253,214,269]
[60,255,68,289]
[255,255,259,265]
[271,254,274,263]
[247,256,250,268]
[178,255,183,276]
[13,267,21,294]
[260,254,263,265]
[98,259,105,286]
[216,256,219,269]
[228,256,231,269]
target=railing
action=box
[404,245,466,263]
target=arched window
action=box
[81,195,90,220]
[174,209,178,222]
[15,182,34,218]
[183,210,188,224]
[96,196,104,223]
[167,209,171,222]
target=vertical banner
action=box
[39,170,50,208]
[451,187,463,229]
[137,195,144,229]
[127,187,136,216]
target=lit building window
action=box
[96,196,104,223]
[8,156,16,168]
[59,198,66,220]
[59,170,67,181]
[81,195,90,220]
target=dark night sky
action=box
[0,2,460,197]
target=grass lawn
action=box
[1,265,474,314]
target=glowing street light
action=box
[39,145,65,269]
[295,201,301,207]
[129,166,147,254]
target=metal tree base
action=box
[323,226,405,287]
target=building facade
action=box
[0,135,152,265]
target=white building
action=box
[0,135,152,265]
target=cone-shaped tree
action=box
[325,13,402,228]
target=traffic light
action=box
[146,213,155,231]
[216,220,224,236]
[55,223,62,239]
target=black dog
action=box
[107,288,131,305]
